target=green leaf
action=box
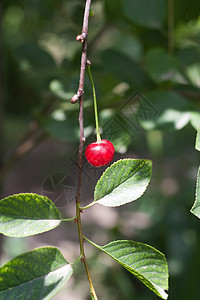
[43,111,79,142]
[177,47,200,68]
[49,80,74,101]
[186,64,200,87]
[122,0,166,29]
[140,91,191,131]
[94,159,152,207]
[145,48,181,83]
[196,129,200,151]
[101,50,146,88]
[0,247,73,300]
[191,166,200,218]
[88,239,168,299]
[16,43,55,69]
[105,0,124,23]
[0,193,61,237]
[190,111,200,131]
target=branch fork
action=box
[71,0,92,105]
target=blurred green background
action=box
[1,0,200,299]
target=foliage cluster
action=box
[1,0,200,299]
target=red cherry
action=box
[85,139,115,167]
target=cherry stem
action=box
[87,64,101,143]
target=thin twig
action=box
[72,0,98,299]
[0,129,47,183]
[175,90,200,101]
[0,94,56,183]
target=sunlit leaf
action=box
[0,193,61,237]
[186,64,200,88]
[88,239,168,299]
[190,111,200,131]
[49,80,74,101]
[140,91,191,131]
[0,247,73,300]
[94,159,152,207]
[145,48,182,83]
[191,166,200,218]
[196,129,200,151]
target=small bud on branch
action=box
[86,59,91,67]
[71,93,80,104]
[76,32,87,43]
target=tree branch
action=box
[0,93,56,183]
[72,0,91,202]
[0,124,48,183]
[72,1,98,299]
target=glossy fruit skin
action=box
[85,139,115,167]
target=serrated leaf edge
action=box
[0,246,67,266]
[86,238,168,299]
[195,127,200,151]
[94,158,152,207]
[0,192,61,220]
[0,192,49,202]
[190,166,200,218]
[0,247,73,299]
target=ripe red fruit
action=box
[85,139,115,167]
